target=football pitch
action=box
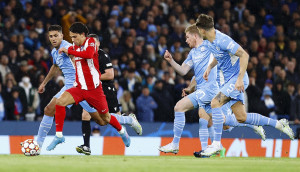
[1,155,299,172]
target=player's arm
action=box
[67,45,95,59]
[203,57,218,81]
[182,77,196,97]
[59,39,96,59]
[38,64,60,93]
[164,50,191,76]
[101,68,114,80]
[235,46,249,92]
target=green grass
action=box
[1,155,300,172]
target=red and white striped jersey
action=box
[67,38,101,90]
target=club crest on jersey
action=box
[216,46,220,51]
[89,43,95,47]
[200,47,205,51]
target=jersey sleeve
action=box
[51,50,56,65]
[68,38,96,59]
[63,41,72,49]
[219,35,240,55]
[101,51,113,70]
[183,51,194,68]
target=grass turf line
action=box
[1,155,300,172]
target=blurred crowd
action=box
[0,0,300,124]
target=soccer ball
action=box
[21,139,40,156]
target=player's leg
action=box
[36,97,56,148]
[159,93,195,154]
[231,101,294,139]
[75,109,92,155]
[36,86,67,148]
[85,87,131,147]
[106,92,142,135]
[194,108,211,158]
[201,92,230,156]
[223,112,266,140]
[47,89,80,151]
[198,108,210,151]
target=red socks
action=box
[109,115,122,131]
[55,105,66,132]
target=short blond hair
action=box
[185,24,201,37]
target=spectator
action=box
[24,30,41,53]
[119,90,135,115]
[8,49,19,75]
[18,76,39,121]
[136,87,157,122]
[261,86,276,118]
[287,83,296,100]
[247,76,263,113]
[291,85,300,124]
[151,80,174,122]
[61,11,87,43]
[273,81,291,116]
[156,36,167,57]
[262,15,276,39]
[0,55,11,83]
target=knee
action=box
[44,106,54,116]
[82,111,91,121]
[100,114,110,125]
[96,119,107,126]
[56,98,65,106]
[174,102,184,112]
[211,98,221,108]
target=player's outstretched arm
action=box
[67,39,96,59]
[38,65,59,93]
[164,50,191,76]
[203,57,218,81]
[234,47,249,92]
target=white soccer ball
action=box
[21,139,40,156]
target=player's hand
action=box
[234,78,244,92]
[203,68,211,81]
[182,87,191,97]
[58,47,68,55]
[38,83,45,93]
[164,50,173,62]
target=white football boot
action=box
[200,142,222,156]
[278,119,294,140]
[158,143,179,154]
[129,113,143,135]
[253,126,266,141]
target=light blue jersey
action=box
[207,30,249,104]
[184,40,218,90]
[207,30,241,82]
[51,40,75,87]
[185,40,219,113]
[51,40,96,113]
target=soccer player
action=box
[196,14,294,156]
[45,23,130,150]
[183,77,266,158]
[36,25,134,152]
[158,24,220,154]
[76,34,142,155]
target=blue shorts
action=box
[54,86,97,113]
[219,73,249,104]
[187,87,218,114]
